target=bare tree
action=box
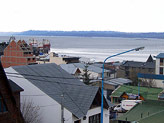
[21,98,42,123]
[139,78,156,87]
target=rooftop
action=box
[117,100,164,123]
[111,85,162,100]
[8,79,24,92]
[156,53,164,58]
[122,61,155,69]
[8,63,109,118]
[73,63,111,73]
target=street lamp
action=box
[101,47,144,123]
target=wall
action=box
[156,58,160,74]
[1,40,36,68]
[73,107,109,123]
[49,54,67,65]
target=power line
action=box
[5,71,99,80]
[6,73,161,95]
[5,72,78,80]
[4,74,88,87]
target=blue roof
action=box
[138,73,164,80]
[156,53,164,58]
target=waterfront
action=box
[0,36,164,62]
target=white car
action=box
[113,104,124,112]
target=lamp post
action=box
[101,47,144,123]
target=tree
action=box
[139,78,156,87]
[21,98,41,123]
[82,64,91,85]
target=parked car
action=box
[114,104,125,112]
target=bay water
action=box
[0,36,164,62]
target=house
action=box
[110,85,162,104]
[0,61,24,123]
[92,62,120,78]
[116,100,164,123]
[155,53,164,75]
[138,53,164,88]
[1,40,37,68]
[5,63,110,123]
[49,52,80,65]
[117,55,155,84]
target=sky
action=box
[0,0,164,32]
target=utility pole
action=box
[61,93,64,123]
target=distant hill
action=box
[1,30,164,39]
[0,32,16,36]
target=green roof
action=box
[111,85,162,100]
[117,100,164,123]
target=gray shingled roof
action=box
[122,61,155,69]
[12,63,101,118]
[156,53,164,58]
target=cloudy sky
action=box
[0,0,164,32]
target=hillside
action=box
[1,30,164,39]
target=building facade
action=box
[1,40,36,68]
[155,53,164,75]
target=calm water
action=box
[0,36,164,62]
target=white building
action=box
[138,53,164,88]
[5,63,110,123]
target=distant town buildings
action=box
[1,40,36,68]
[49,52,80,65]
[117,55,155,84]
[138,53,164,88]
[29,38,50,56]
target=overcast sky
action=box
[0,0,164,32]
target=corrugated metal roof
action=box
[12,63,100,118]
[111,85,162,100]
[105,78,132,86]
[117,100,164,123]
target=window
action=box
[160,59,164,66]
[74,120,81,123]
[89,113,100,123]
[0,96,7,112]
[27,58,30,61]
[160,67,163,75]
